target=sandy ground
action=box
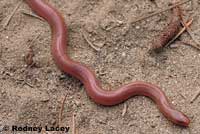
[0,0,200,134]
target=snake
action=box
[25,0,190,127]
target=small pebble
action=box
[122,52,126,57]
[135,25,140,29]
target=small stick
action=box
[130,0,191,24]
[17,79,34,88]
[176,1,200,46]
[58,94,68,127]
[122,103,127,117]
[181,41,200,50]
[190,89,200,103]
[166,19,193,47]
[21,10,44,21]
[28,33,41,46]
[180,19,200,47]
[23,81,34,88]
[180,93,186,100]
[2,0,23,30]
[82,32,100,51]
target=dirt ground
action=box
[0,0,200,134]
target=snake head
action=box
[171,111,190,127]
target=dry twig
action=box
[58,94,68,127]
[17,79,34,88]
[180,18,200,47]
[181,41,200,50]
[190,89,200,103]
[2,0,23,30]
[176,2,200,46]
[166,19,193,47]
[130,0,191,24]
[82,32,100,51]
[122,103,128,117]
[21,10,44,21]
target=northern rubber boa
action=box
[25,0,190,127]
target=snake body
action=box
[25,0,190,127]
